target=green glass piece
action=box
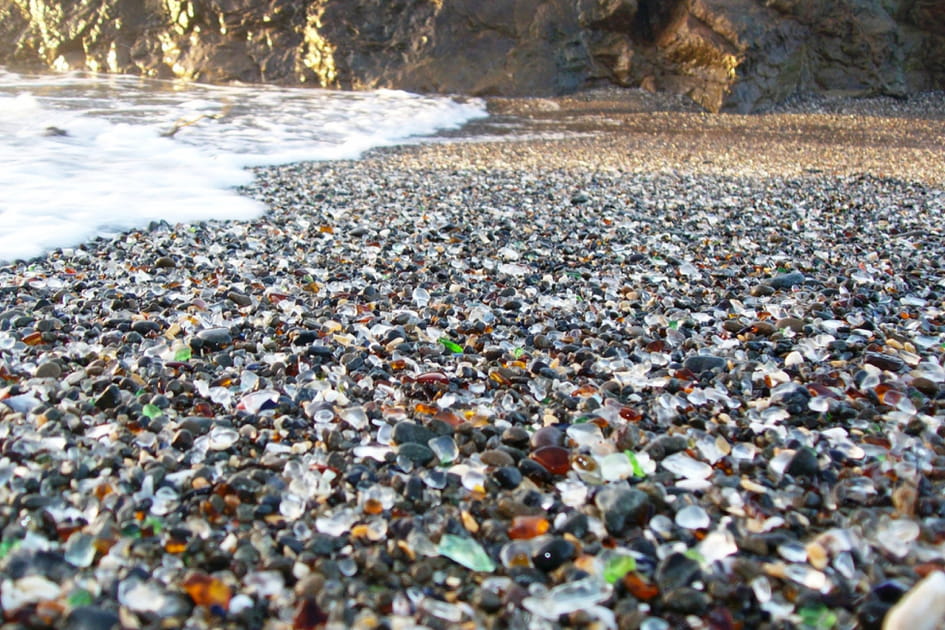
[438,337,463,354]
[174,346,192,361]
[683,548,705,563]
[603,554,636,584]
[798,603,837,629]
[438,534,495,572]
[669,320,679,330]
[142,404,162,419]
[0,539,20,559]
[625,451,645,478]
[143,516,163,534]
[512,347,525,359]
[68,589,94,607]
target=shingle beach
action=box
[2,91,945,629]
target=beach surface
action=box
[1,91,945,629]
[403,89,945,184]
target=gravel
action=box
[0,91,944,629]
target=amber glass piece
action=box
[806,383,841,399]
[619,407,642,422]
[22,331,44,346]
[165,540,187,554]
[414,371,449,385]
[56,524,83,542]
[875,384,904,406]
[415,402,438,415]
[531,445,571,475]
[362,498,384,515]
[193,401,214,416]
[489,371,511,385]
[94,483,113,500]
[183,572,231,610]
[508,515,550,540]
[622,572,659,601]
[434,410,463,427]
[507,551,531,568]
[645,339,665,352]
[93,537,116,555]
[571,384,598,397]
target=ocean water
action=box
[0,69,487,263]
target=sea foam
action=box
[0,70,487,262]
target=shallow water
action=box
[0,69,486,262]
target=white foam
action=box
[0,69,487,262]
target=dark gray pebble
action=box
[533,538,576,572]
[35,361,62,378]
[785,447,820,477]
[398,442,435,466]
[393,421,435,445]
[769,271,806,289]
[656,552,703,592]
[662,587,711,614]
[594,487,650,535]
[683,355,727,374]
[63,606,121,630]
[492,466,523,489]
[94,384,122,410]
[196,327,232,348]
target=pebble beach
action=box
[2,90,945,629]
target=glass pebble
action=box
[603,553,637,584]
[876,518,920,558]
[315,507,358,536]
[556,478,588,507]
[280,493,306,521]
[207,426,238,450]
[64,532,96,568]
[660,452,712,480]
[531,445,571,475]
[508,515,549,540]
[777,541,808,563]
[522,577,613,621]
[428,436,459,464]
[438,534,495,572]
[675,505,710,530]
[598,452,635,481]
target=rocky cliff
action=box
[1,0,943,112]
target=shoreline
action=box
[409,88,945,186]
[0,94,944,628]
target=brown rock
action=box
[0,0,942,112]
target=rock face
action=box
[0,0,943,111]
